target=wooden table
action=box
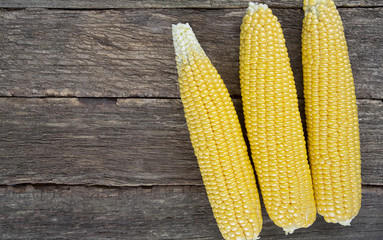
[1,0,382,239]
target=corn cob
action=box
[239,3,316,234]
[302,0,362,225]
[172,23,263,240]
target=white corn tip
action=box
[247,2,268,15]
[283,226,297,235]
[304,0,335,17]
[172,23,205,67]
[338,218,353,226]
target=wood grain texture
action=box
[0,185,382,240]
[0,0,381,8]
[357,100,383,185]
[0,98,381,186]
[210,0,383,8]
[1,8,382,99]
[1,2,381,239]
[0,98,199,186]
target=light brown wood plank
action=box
[0,98,381,186]
[0,0,381,8]
[0,185,382,239]
[1,8,381,99]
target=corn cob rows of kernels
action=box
[172,0,362,236]
[239,3,316,234]
[173,23,263,240]
[302,0,362,225]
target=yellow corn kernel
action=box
[302,0,362,225]
[240,2,316,234]
[172,23,262,240]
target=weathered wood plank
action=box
[210,0,383,8]
[0,98,381,186]
[0,98,199,186]
[0,185,382,239]
[357,100,383,185]
[1,8,381,99]
[0,0,381,8]
[0,0,211,9]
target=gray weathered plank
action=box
[0,0,381,8]
[357,100,383,185]
[210,0,383,8]
[1,8,382,99]
[0,0,211,9]
[0,98,199,186]
[0,98,381,186]
[0,185,382,239]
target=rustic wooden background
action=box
[1,0,382,239]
